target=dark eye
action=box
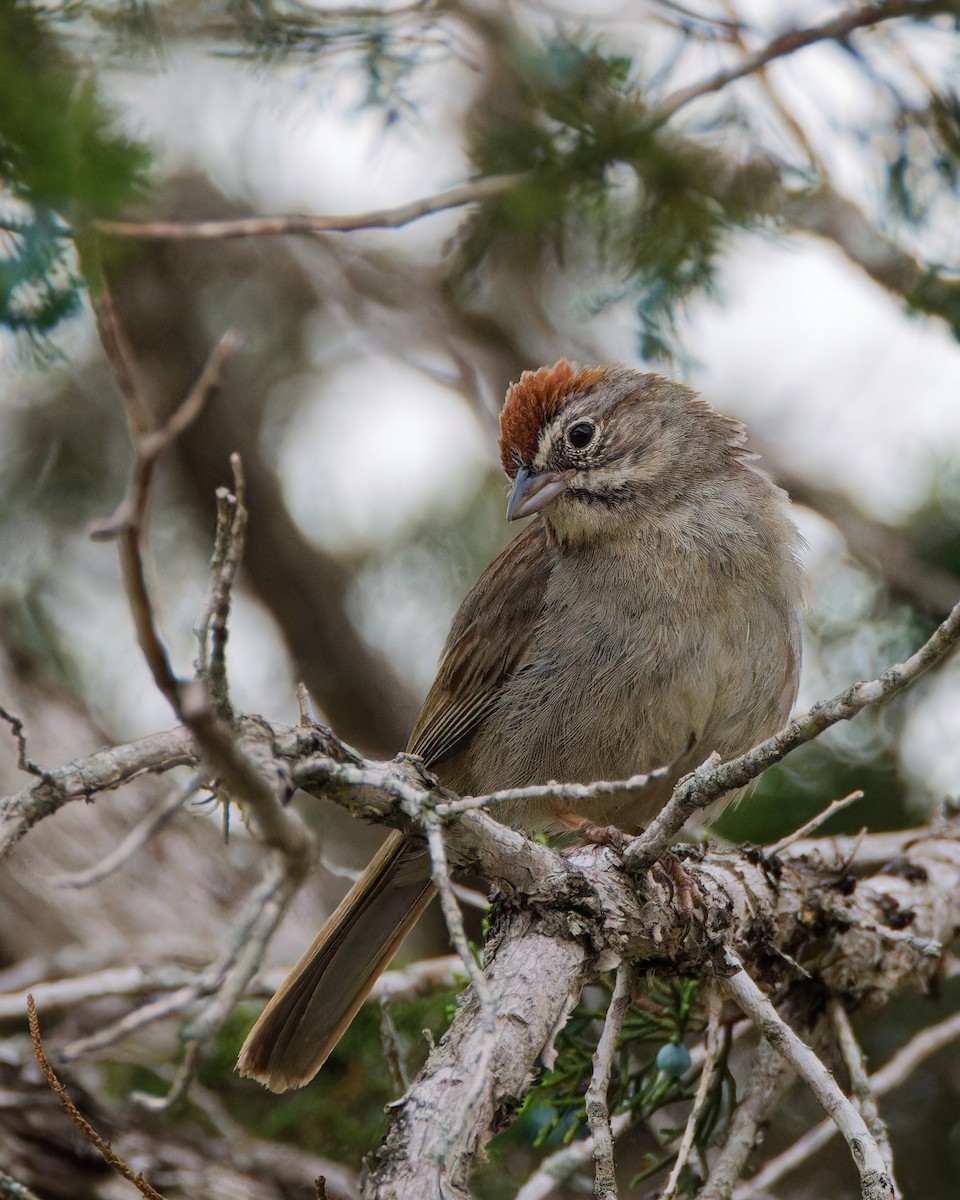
[567,420,596,450]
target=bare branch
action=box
[93,174,524,242]
[698,1039,796,1200]
[0,725,198,858]
[585,963,633,1200]
[829,1001,896,1175]
[628,594,960,868]
[722,952,896,1200]
[50,771,203,889]
[783,179,960,337]
[653,1,951,124]
[514,1110,635,1200]
[436,766,670,816]
[0,705,45,778]
[767,790,864,856]
[737,1008,960,1197]
[361,904,591,1200]
[662,983,723,1200]
[194,454,248,720]
[27,996,166,1200]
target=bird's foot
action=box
[651,848,700,922]
[553,809,631,852]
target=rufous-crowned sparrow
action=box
[238,360,803,1091]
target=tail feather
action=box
[238,831,435,1092]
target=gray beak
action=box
[506,466,573,521]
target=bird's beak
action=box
[506,466,574,521]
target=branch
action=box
[28,996,166,1200]
[627,593,960,868]
[652,1,953,124]
[722,951,896,1200]
[782,179,960,339]
[360,904,592,1200]
[736,1006,960,1197]
[697,1039,796,1200]
[0,725,198,858]
[584,963,633,1200]
[92,174,524,241]
[829,1000,896,1175]
[662,983,723,1200]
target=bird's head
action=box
[498,359,748,542]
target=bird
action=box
[238,359,804,1091]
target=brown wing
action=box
[407,520,551,770]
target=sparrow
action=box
[238,359,804,1091]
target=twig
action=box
[737,1007,960,1197]
[584,963,633,1200]
[379,998,409,1094]
[0,1170,44,1200]
[92,174,524,241]
[369,955,463,1003]
[0,965,199,1021]
[698,1039,795,1200]
[627,593,960,869]
[829,1001,897,1179]
[652,1,942,124]
[27,996,166,1200]
[716,0,827,173]
[662,984,723,1200]
[89,292,239,714]
[0,956,463,1023]
[194,454,248,720]
[722,952,895,1200]
[0,705,45,778]
[423,809,496,1043]
[0,725,199,858]
[131,1039,201,1112]
[61,854,295,1062]
[436,766,670,816]
[768,790,864,856]
[515,1111,634,1200]
[50,771,203,888]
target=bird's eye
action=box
[567,420,596,450]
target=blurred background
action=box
[2,1,960,1197]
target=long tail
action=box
[237,831,435,1092]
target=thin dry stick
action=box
[0,965,199,1021]
[89,292,239,712]
[51,771,204,888]
[0,704,45,778]
[0,725,199,858]
[722,953,895,1200]
[422,810,496,1030]
[379,999,410,1095]
[698,1039,795,1200]
[767,790,864,856]
[584,963,633,1200]
[0,1168,44,1200]
[629,593,960,869]
[738,1007,960,1197]
[652,0,938,124]
[829,1001,897,1178]
[131,1039,201,1112]
[27,996,166,1200]
[60,855,292,1062]
[93,173,524,241]
[194,453,248,719]
[422,808,497,1118]
[514,1110,634,1200]
[716,0,827,173]
[436,767,670,816]
[661,984,723,1200]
